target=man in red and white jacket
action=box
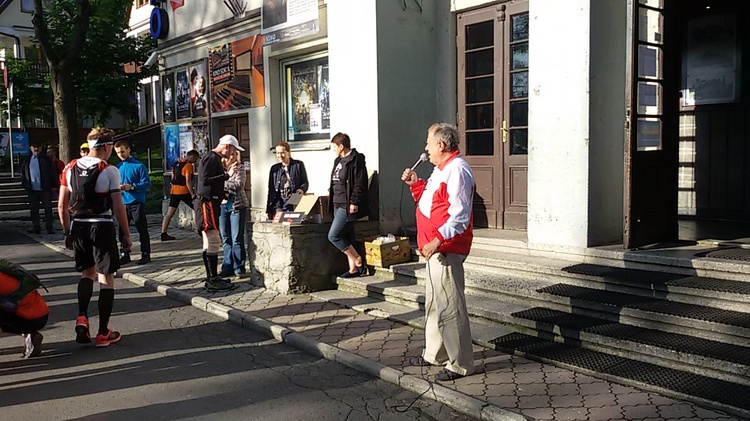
[401,122,475,381]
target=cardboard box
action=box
[365,236,411,268]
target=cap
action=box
[218,134,245,152]
[80,142,89,150]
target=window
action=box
[20,0,33,12]
[136,0,149,8]
[283,54,329,142]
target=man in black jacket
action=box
[20,141,57,234]
[194,135,241,291]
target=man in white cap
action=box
[194,135,242,291]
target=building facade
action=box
[143,0,750,253]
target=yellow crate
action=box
[365,236,411,268]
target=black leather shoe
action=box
[435,368,466,381]
[28,228,41,234]
[119,254,131,265]
[137,255,151,265]
[339,270,358,278]
[408,356,434,367]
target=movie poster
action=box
[175,69,191,120]
[287,58,329,138]
[178,123,193,158]
[192,121,209,156]
[190,62,208,118]
[209,35,265,113]
[164,124,179,170]
[162,73,176,123]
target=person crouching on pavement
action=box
[114,140,152,265]
[0,260,49,358]
[401,123,475,382]
[58,127,132,347]
[195,135,241,291]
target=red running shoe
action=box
[95,329,122,347]
[75,316,91,344]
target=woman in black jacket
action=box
[327,132,369,278]
[266,141,309,218]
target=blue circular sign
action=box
[150,8,169,39]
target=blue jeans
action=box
[327,207,356,252]
[219,204,248,275]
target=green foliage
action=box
[0,54,51,125]
[30,0,156,126]
[145,170,165,215]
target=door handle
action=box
[501,120,508,143]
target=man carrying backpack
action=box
[58,127,132,348]
[0,259,49,358]
[160,149,199,241]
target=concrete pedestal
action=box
[249,220,379,294]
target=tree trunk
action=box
[50,66,79,163]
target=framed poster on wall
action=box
[175,68,191,120]
[162,72,176,123]
[681,14,740,107]
[190,62,208,118]
[209,35,265,113]
[164,124,179,170]
[284,54,329,142]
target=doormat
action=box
[697,247,750,262]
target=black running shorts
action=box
[194,198,221,232]
[71,220,120,274]
[169,193,193,209]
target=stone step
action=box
[314,288,750,418]
[0,187,25,197]
[491,332,750,418]
[505,306,750,387]
[381,263,750,341]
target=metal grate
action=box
[494,332,750,411]
[513,307,750,365]
[562,263,750,295]
[698,247,750,262]
[538,284,750,328]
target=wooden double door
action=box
[457,1,529,229]
[218,115,251,195]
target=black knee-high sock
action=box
[98,289,115,335]
[77,278,94,317]
[202,250,211,278]
[207,252,219,278]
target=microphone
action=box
[410,153,428,171]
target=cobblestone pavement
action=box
[16,217,742,421]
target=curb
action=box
[121,272,527,421]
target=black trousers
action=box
[28,190,53,231]
[0,312,48,334]
[118,202,151,255]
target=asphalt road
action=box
[0,227,471,420]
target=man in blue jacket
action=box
[114,140,152,265]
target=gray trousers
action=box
[422,252,475,376]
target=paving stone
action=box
[88,222,742,421]
[554,407,588,421]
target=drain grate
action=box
[538,284,750,328]
[562,263,750,295]
[513,307,750,365]
[698,247,750,262]
[492,332,750,411]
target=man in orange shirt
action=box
[161,149,199,241]
[0,260,49,358]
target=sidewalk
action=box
[18,217,740,421]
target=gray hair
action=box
[429,123,460,151]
